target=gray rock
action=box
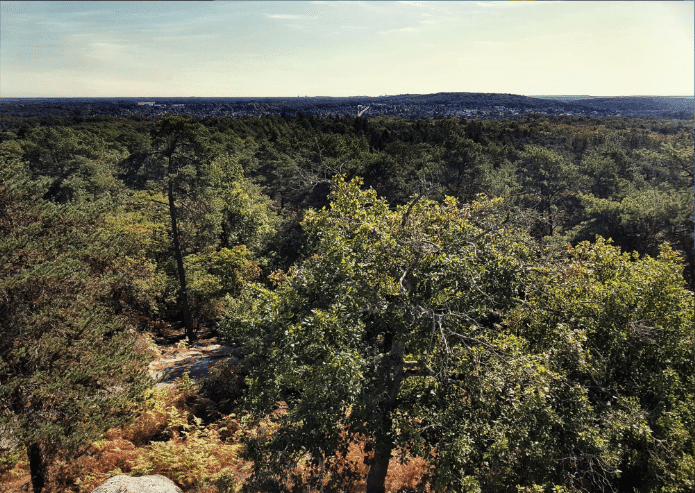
[0,426,18,450]
[213,345,235,357]
[91,475,183,493]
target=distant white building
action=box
[137,102,155,106]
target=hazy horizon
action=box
[1,1,693,99]
[2,93,694,100]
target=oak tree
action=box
[223,177,558,492]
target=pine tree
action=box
[0,157,151,493]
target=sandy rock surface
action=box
[148,343,239,388]
[90,474,182,493]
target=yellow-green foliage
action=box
[185,245,261,326]
[72,377,248,492]
[0,448,29,483]
[131,415,243,489]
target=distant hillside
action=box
[532,95,694,116]
[1,93,693,120]
[530,95,595,101]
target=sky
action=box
[1,1,693,98]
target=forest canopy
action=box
[0,112,693,492]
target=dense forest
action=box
[1,112,693,493]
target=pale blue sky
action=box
[1,1,693,98]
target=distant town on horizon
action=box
[1,92,692,120]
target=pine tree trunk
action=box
[168,180,195,342]
[28,443,47,493]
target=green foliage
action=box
[0,166,153,490]
[0,448,28,482]
[516,145,575,199]
[21,125,127,202]
[509,238,695,492]
[75,382,244,492]
[578,142,634,199]
[96,191,172,317]
[130,414,242,490]
[221,178,280,255]
[2,112,693,491]
[222,177,558,492]
[569,184,693,260]
[223,176,694,492]
[148,116,222,340]
[191,114,694,287]
[186,246,261,326]
[149,116,221,247]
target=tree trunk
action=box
[366,339,406,493]
[366,436,393,493]
[28,443,47,493]
[168,180,195,342]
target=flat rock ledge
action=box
[91,475,182,493]
[148,343,242,389]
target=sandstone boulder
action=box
[91,475,182,493]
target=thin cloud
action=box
[399,1,452,15]
[265,14,305,20]
[399,1,427,7]
[471,2,513,8]
[378,26,419,35]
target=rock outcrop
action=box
[91,475,182,493]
